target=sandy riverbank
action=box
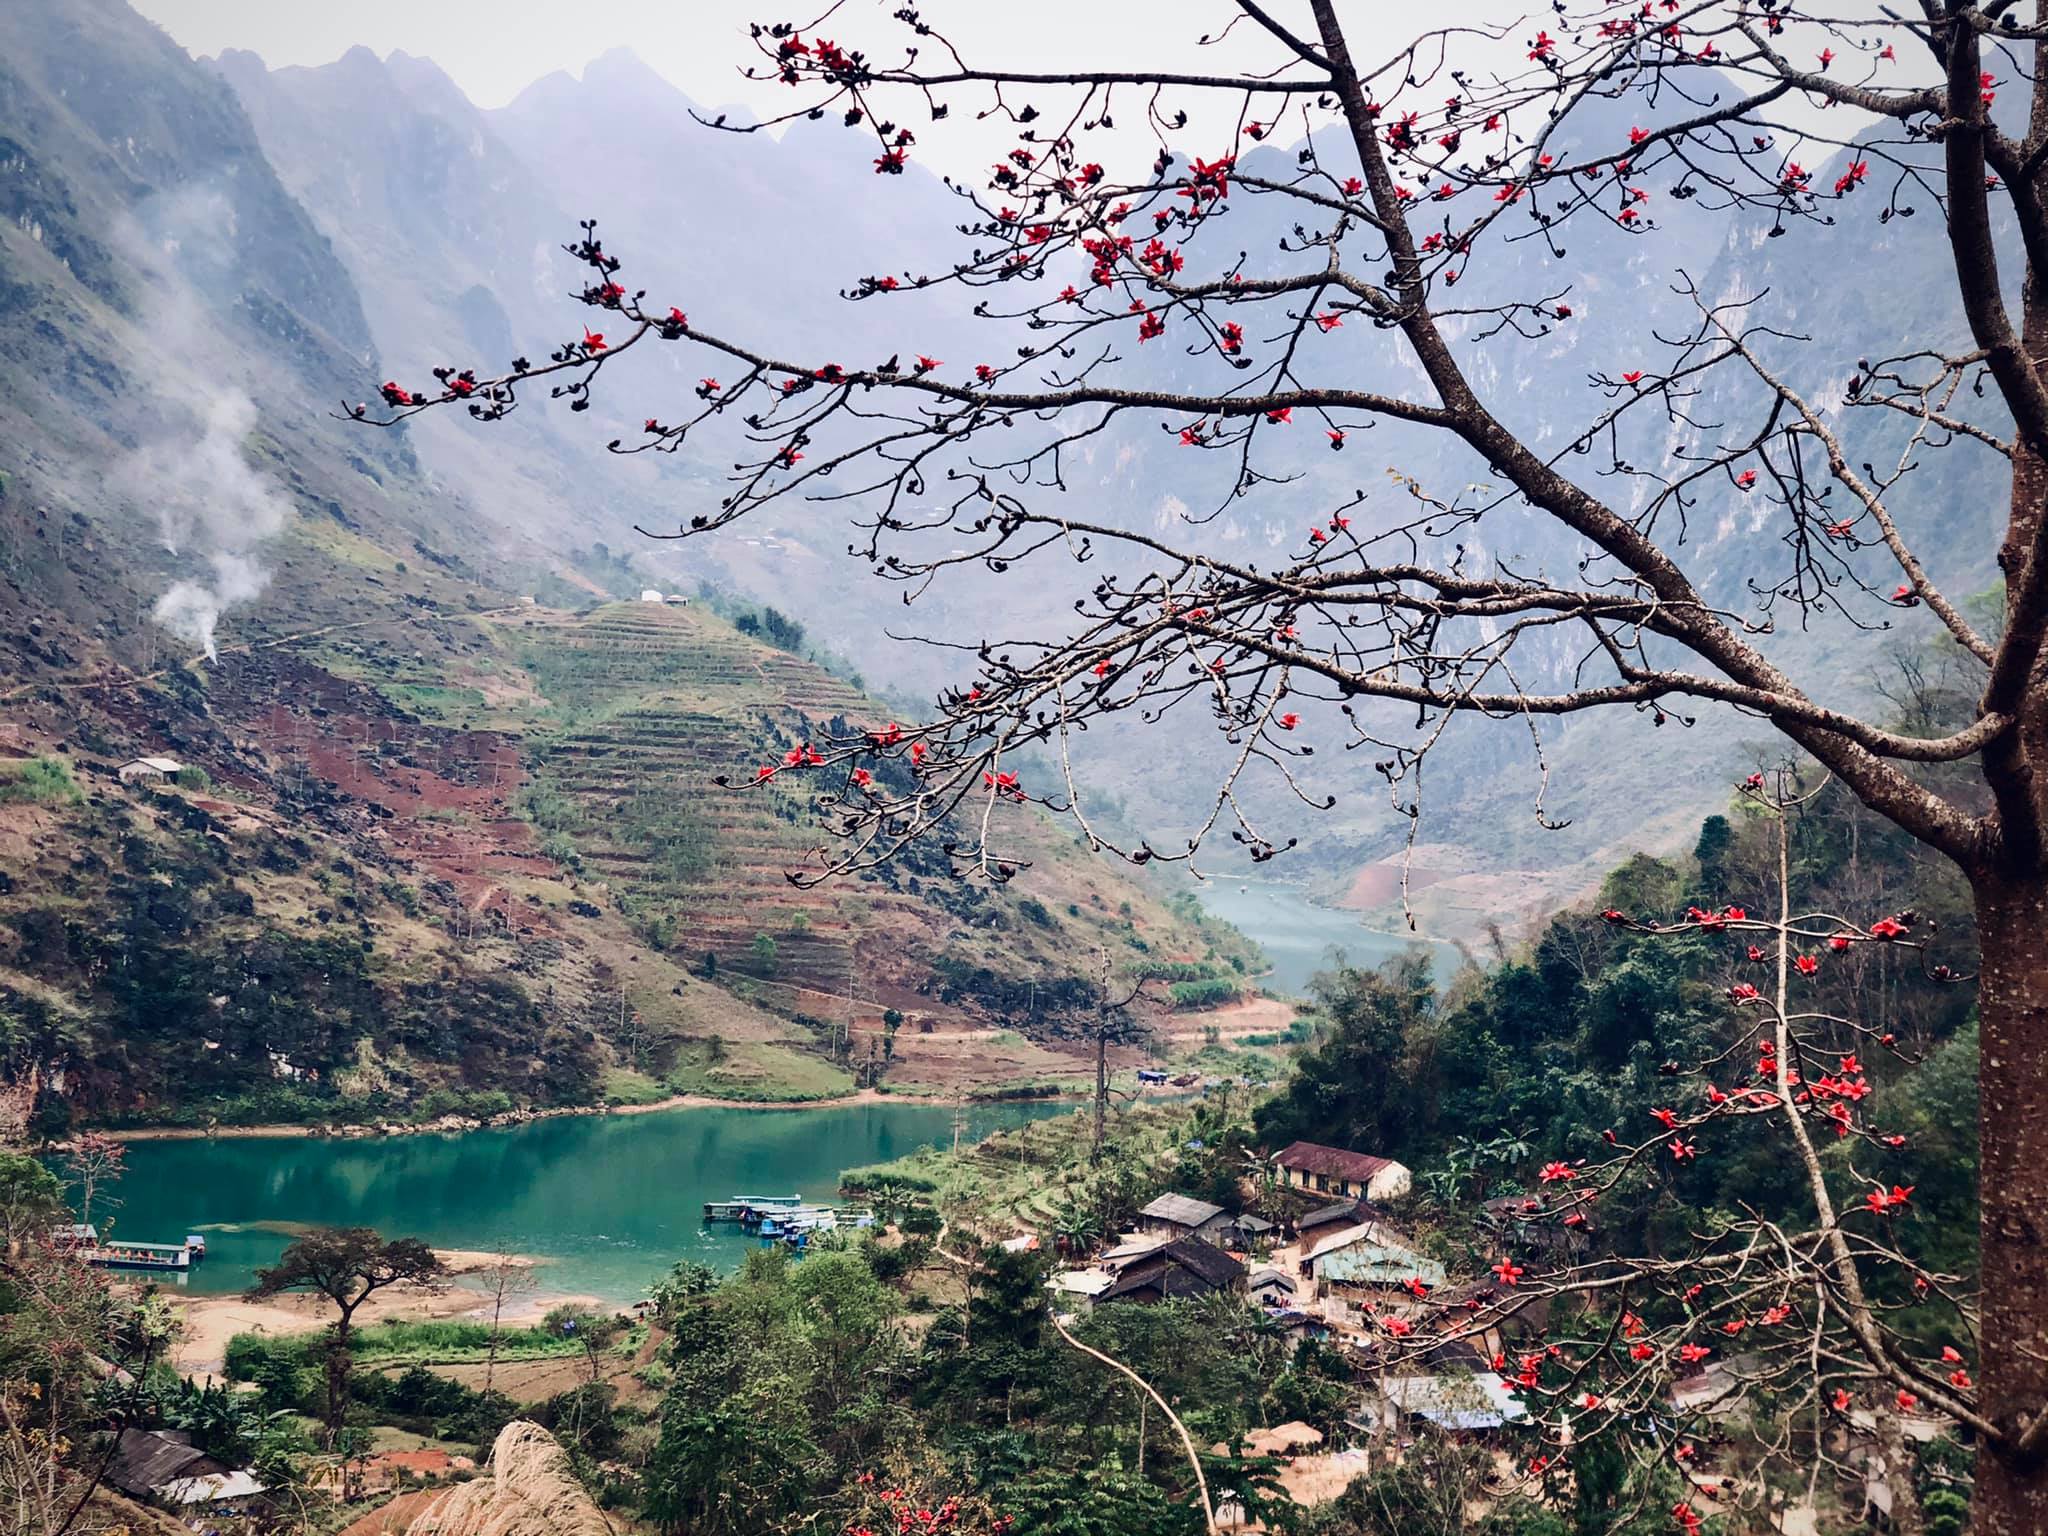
[101,1085,1094,1143]
[163,1248,599,1378]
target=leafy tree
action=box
[1263,1337,1354,1438]
[0,1153,62,1258]
[245,1226,444,1440]
[1254,953,1435,1153]
[1692,814,1734,901]
[361,7,2048,1522]
[999,1463,1202,1536]
[1400,786,1974,1530]
[56,1132,123,1229]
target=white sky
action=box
[131,0,1898,187]
[132,1,1542,178]
[133,0,1294,110]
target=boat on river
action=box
[703,1195,804,1224]
[53,1225,207,1273]
[757,1205,877,1245]
[81,1240,198,1272]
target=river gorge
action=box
[112,1099,1067,1303]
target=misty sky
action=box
[133,1,1548,177]
[134,0,1881,182]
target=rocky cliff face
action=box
[203,38,2023,912]
[338,1422,609,1536]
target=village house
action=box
[1096,1236,1246,1305]
[116,755,184,785]
[1273,1141,1413,1202]
[1135,1192,1233,1245]
[106,1427,266,1507]
[1097,1233,1168,1268]
[1223,1212,1277,1250]
[1046,1265,1117,1309]
[1047,1232,1168,1311]
[1264,1308,1332,1346]
[1246,1266,1298,1308]
[1294,1197,1386,1247]
[1304,1221,1446,1294]
[1358,1370,1530,1437]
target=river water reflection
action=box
[1190,879,1460,997]
[114,1099,1068,1301]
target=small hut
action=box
[117,756,184,784]
[1135,1193,1232,1245]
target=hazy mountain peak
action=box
[209,45,268,82]
[382,49,483,119]
[581,44,669,87]
[518,43,698,117]
[502,66,585,117]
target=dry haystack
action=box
[338,1421,607,1536]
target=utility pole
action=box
[1094,951,1111,1160]
[1091,950,1153,1162]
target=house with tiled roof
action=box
[1272,1140,1412,1202]
[1096,1236,1246,1305]
[1135,1192,1232,1244]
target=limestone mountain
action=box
[0,1,1249,1130]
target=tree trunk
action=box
[1875,1409,1927,1536]
[325,1308,356,1446]
[1093,1022,1107,1161]
[1971,867,2048,1536]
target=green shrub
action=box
[413,1087,515,1122]
[1015,897,1056,928]
[1167,977,1240,1011]
[0,757,79,805]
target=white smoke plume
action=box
[124,392,288,661]
[107,185,295,663]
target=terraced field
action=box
[840,1102,1204,1241]
[491,602,1251,1095]
[510,603,920,1005]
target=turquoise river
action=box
[112,1099,1068,1303]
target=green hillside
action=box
[0,595,1253,1130]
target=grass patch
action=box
[226,1317,613,1374]
[1183,1042,1286,1081]
[348,1318,595,1363]
[663,1040,853,1102]
[602,1067,672,1106]
[0,756,80,805]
